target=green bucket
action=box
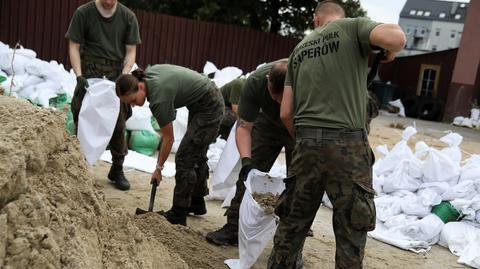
[0,75,6,84]
[431,201,461,223]
[129,130,161,156]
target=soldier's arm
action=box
[68,40,82,76]
[235,119,254,159]
[280,85,295,139]
[157,122,174,170]
[369,24,406,62]
[122,44,137,74]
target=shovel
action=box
[135,181,158,215]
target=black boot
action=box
[107,165,130,191]
[205,223,238,246]
[160,206,187,226]
[188,196,207,215]
[295,252,304,269]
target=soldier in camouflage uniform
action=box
[206,60,296,245]
[65,0,141,190]
[268,2,405,268]
[115,64,224,226]
[218,77,246,139]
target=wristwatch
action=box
[156,164,164,171]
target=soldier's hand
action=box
[381,50,396,63]
[151,169,162,185]
[239,157,254,181]
[76,76,89,90]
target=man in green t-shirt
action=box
[65,0,141,191]
[218,78,246,139]
[206,60,296,246]
[267,2,406,269]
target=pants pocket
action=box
[350,181,376,231]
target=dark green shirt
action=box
[65,1,141,62]
[285,18,380,129]
[146,64,212,127]
[220,78,246,108]
[238,60,287,128]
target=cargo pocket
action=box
[274,175,296,219]
[350,181,376,231]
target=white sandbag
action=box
[232,169,285,269]
[207,137,227,171]
[388,99,406,117]
[442,181,478,201]
[453,116,465,126]
[461,118,473,128]
[382,160,423,193]
[16,48,37,59]
[374,126,416,175]
[126,105,156,134]
[439,222,480,268]
[211,125,241,194]
[471,109,480,121]
[400,192,434,217]
[373,171,384,194]
[212,66,243,88]
[460,155,480,182]
[368,221,431,254]
[384,214,419,229]
[450,195,480,220]
[419,181,450,196]
[391,213,444,244]
[422,148,460,183]
[375,195,402,222]
[22,75,43,87]
[440,132,463,165]
[78,79,119,166]
[171,107,189,153]
[220,185,237,208]
[414,141,430,160]
[203,61,218,76]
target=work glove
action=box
[239,157,254,181]
[76,76,89,91]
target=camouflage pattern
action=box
[70,56,131,166]
[218,107,237,140]
[365,90,380,134]
[226,113,294,227]
[268,127,376,269]
[173,86,224,208]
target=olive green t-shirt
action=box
[238,60,287,128]
[285,18,380,129]
[65,1,141,62]
[145,64,212,127]
[220,78,246,108]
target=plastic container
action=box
[129,130,161,156]
[0,75,6,84]
[373,81,398,105]
[431,201,461,223]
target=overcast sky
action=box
[358,0,471,24]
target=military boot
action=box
[107,165,130,191]
[205,223,238,246]
[187,196,207,215]
[160,206,187,226]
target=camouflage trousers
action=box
[218,107,237,140]
[71,56,131,166]
[173,85,224,208]
[226,113,294,227]
[268,127,376,269]
[366,90,380,134]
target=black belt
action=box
[295,127,364,140]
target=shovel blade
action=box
[135,208,149,215]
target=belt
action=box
[82,55,123,67]
[295,127,364,140]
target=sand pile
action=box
[252,192,279,215]
[0,96,187,269]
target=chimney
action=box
[451,2,459,15]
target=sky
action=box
[359,0,471,24]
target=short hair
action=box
[268,60,288,94]
[315,1,346,17]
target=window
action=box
[439,13,446,18]
[417,65,441,98]
[421,29,425,34]
[460,3,466,8]
[455,14,462,20]
[424,11,431,16]
[410,9,416,15]
[451,31,456,38]
[432,45,437,51]
[417,10,424,16]
[436,29,441,36]
[406,28,411,34]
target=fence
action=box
[0,0,299,72]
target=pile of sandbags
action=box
[453,108,480,129]
[368,126,480,267]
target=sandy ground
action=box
[92,115,480,269]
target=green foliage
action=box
[120,0,366,38]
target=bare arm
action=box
[280,85,295,139]
[370,24,406,62]
[151,122,174,184]
[69,40,82,76]
[122,44,137,74]
[235,119,254,158]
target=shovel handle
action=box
[148,181,158,212]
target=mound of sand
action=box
[0,96,188,268]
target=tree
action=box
[120,0,366,38]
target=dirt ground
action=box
[92,115,480,269]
